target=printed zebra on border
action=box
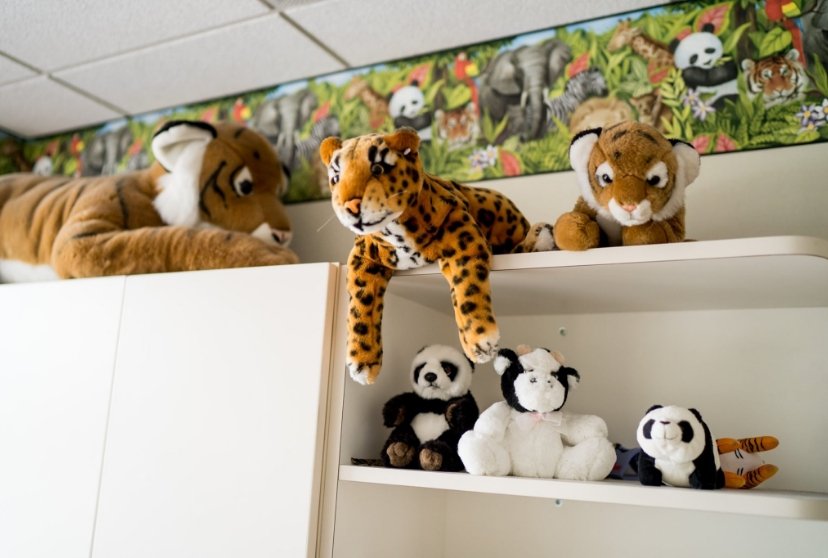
[545,68,609,132]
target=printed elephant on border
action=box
[478,38,571,143]
[250,89,317,170]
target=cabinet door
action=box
[0,277,125,558]
[91,264,337,558]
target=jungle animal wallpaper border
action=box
[2,0,827,204]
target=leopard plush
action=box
[319,127,552,384]
[554,121,700,250]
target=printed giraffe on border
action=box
[607,20,674,84]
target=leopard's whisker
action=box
[316,213,337,233]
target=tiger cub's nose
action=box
[343,198,361,216]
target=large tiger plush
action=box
[554,121,700,250]
[319,127,553,385]
[741,49,809,108]
[0,120,297,282]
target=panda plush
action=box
[670,24,739,109]
[636,404,725,489]
[381,344,478,471]
[388,83,432,140]
[458,345,615,480]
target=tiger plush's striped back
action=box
[0,120,297,283]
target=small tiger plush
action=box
[554,121,700,250]
[0,120,297,282]
[319,127,552,385]
[742,49,809,108]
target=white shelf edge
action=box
[339,465,828,522]
[395,236,828,276]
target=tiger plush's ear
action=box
[669,139,701,189]
[569,127,601,196]
[319,136,342,166]
[569,127,601,175]
[385,127,420,156]
[151,120,217,172]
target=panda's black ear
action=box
[493,348,518,376]
[701,23,715,33]
[689,408,703,422]
[668,38,680,53]
[646,404,663,414]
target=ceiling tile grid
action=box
[0,76,122,138]
[54,14,346,116]
[0,0,269,72]
[0,0,672,138]
[286,0,670,67]
[0,55,36,87]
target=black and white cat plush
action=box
[636,404,725,489]
[458,345,615,479]
[381,345,479,471]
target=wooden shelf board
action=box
[389,236,828,315]
[339,465,828,522]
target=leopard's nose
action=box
[343,198,361,216]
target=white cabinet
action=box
[0,277,125,558]
[92,264,337,558]
[4,238,828,558]
[0,263,337,558]
[321,237,828,558]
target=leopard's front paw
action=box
[346,361,382,385]
[463,328,500,363]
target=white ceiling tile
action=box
[54,14,345,116]
[0,76,122,137]
[0,0,268,71]
[288,0,673,66]
[0,54,37,86]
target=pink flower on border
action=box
[691,135,711,153]
[499,150,521,176]
[567,53,590,78]
[715,134,737,152]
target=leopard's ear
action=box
[385,127,420,156]
[319,136,342,166]
[151,120,217,172]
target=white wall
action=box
[286,142,828,264]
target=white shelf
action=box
[390,236,828,315]
[339,465,828,522]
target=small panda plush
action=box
[670,24,739,109]
[381,345,478,471]
[458,345,615,480]
[636,404,725,489]
[388,84,432,140]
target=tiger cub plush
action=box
[0,120,297,282]
[741,49,809,108]
[554,121,700,250]
[319,127,553,385]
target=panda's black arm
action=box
[682,60,738,88]
[637,452,662,486]
[382,392,421,427]
[446,392,480,431]
[690,427,725,489]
